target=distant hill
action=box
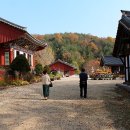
[33,33,115,69]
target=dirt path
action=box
[0,77,128,130]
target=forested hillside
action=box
[34,33,115,72]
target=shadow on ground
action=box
[104,86,130,130]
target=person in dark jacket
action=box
[79,68,88,98]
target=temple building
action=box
[100,55,124,74]
[0,17,47,70]
[113,10,130,83]
[49,59,77,76]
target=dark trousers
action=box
[43,85,49,97]
[80,83,87,98]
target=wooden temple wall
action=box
[50,62,75,76]
[0,22,24,44]
[0,47,34,68]
[0,48,10,66]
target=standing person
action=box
[79,68,88,98]
[42,70,51,100]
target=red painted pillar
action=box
[1,50,4,66]
[9,48,14,64]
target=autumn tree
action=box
[34,46,55,66]
[33,33,114,71]
[84,59,100,75]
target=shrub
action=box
[23,72,35,82]
[31,76,42,83]
[55,73,62,80]
[49,73,55,81]
[51,70,57,75]
[4,69,16,83]
[0,80,8,86]
[34,63,43,75]
[10,80,29,86]
[43,65,50,74]
[10,54,30,78]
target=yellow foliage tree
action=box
[54,33,62,43]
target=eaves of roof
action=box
[119,15,130,32]
[0,17,47,47]
[102,56,123,66]
[113,11,130,56]
[0,17,26,31]
[50,59,77,70]
[25,33,47,47]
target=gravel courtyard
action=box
[0,77,130,130]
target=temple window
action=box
[28,54,31,66]
[5,52,9,65]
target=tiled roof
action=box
[113,10,130,56]
[26,32,47,46]
[0,17,26,31]
[50,59,77,69]
[0,17,47,49]
[101,56,123,66]
[120,15,130,31]
[118,10,130,33]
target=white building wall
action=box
[25,53,28,59]
[19,51,23,54]
[14,50,17,59]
